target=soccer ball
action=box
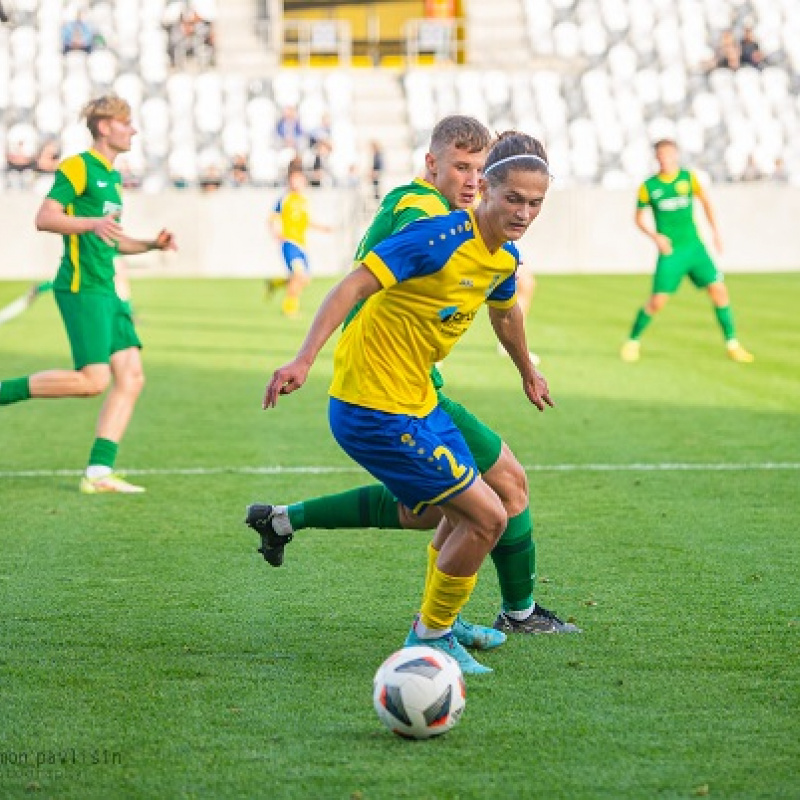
[373,645,466,739]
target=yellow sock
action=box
[282,295,299,316]
[422,542,438,607]
[420,566,477,631]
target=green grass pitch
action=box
[1,274,798,799]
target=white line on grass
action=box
[1,462,799,479]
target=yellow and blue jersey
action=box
[273,190,310,247]
[47,149,123,294]
[330,207,518,417]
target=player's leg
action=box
[81,297,146,494]
[406,477,506,674]
[621,254,680,361]
[329,399,500,673]
[691,248,754,362]
[281,244,309,317]
[440,394,578,633]
[1,290,113,404]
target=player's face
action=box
[426,144,486,209]
[103,116,136,154]
[655,144,679,174]
[478,168,550,249]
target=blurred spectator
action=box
[199,164,224,193]
[709,29,741,71]
[35,139,61,176]
[5,137,37,190]
[740,25,765,69]
[772,157,789,183]
[275,106,305,152]
[369,140,385,200]
[117,155,143,190]
[309,140,333,187]
[741,154,763,181]
[164,1,216,67]
[230,154,250,188]
[61,10,97,55]
[191,0,217,65]
[309,113,333,149]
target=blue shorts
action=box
[281,241,310,274]
[328,397,478,515]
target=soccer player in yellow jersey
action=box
[0,96,176,493]
[621,139,754,363]
[269,160,331,318]
[247,117,577,645]
[262,132,555,674]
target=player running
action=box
[0,95,176,493]
[269,159,331,318]
[621,139,754,363]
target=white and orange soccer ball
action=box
[372,645,466,739]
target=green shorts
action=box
[437,391,502,474]
[55,290,141,370]
[653,241,722,294]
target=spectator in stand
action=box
[709,29,741,71]
[61,9,97,55]
[191,0,218,66]
[309,113,333,150]
[36,139,61,176]
[5,137,37,190]
[739,24,765,69]
[309,139,333,188]
[369,140,385,200]
[199,163,224,193]
[275,106,305,154]
[230,154,250,188]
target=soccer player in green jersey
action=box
[260,132,557,673]
[621,139,754,363]
[0,95,177,493]
[247,117,578,644]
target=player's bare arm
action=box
[264,266,382,409]
[489,304,553,412]
[695,188,724,254]
[635,206,672,255]
[35,199,121,246]
[117,228,177,255]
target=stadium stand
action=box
[0,0,798,193]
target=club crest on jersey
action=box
[675,180,690,195]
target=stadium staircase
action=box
[464,0,532,67]
[214,0,278,75]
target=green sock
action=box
[714,305,736,341]
[629,308,652,340]
[0,377,31,405]
[491,508,536,613]
[88,437,118,469]
[288,484,401,531]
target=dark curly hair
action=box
[483,131,549,186]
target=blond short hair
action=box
[81,95,131,138]
[430,116,492,155]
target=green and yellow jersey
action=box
[637,169,705,247]
[273,191,310,247]
[331,208,518,417]
[47,149,123,294]
[353,178,450,260]
[348,178,451,389]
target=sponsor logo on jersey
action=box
[657,196,691,211]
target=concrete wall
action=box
[1,184,797,281]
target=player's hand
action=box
[263,359,311,409]
[93,214,123,246]
[153,229,177,251]
[523,368,555,412]
[655,234,673,255]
